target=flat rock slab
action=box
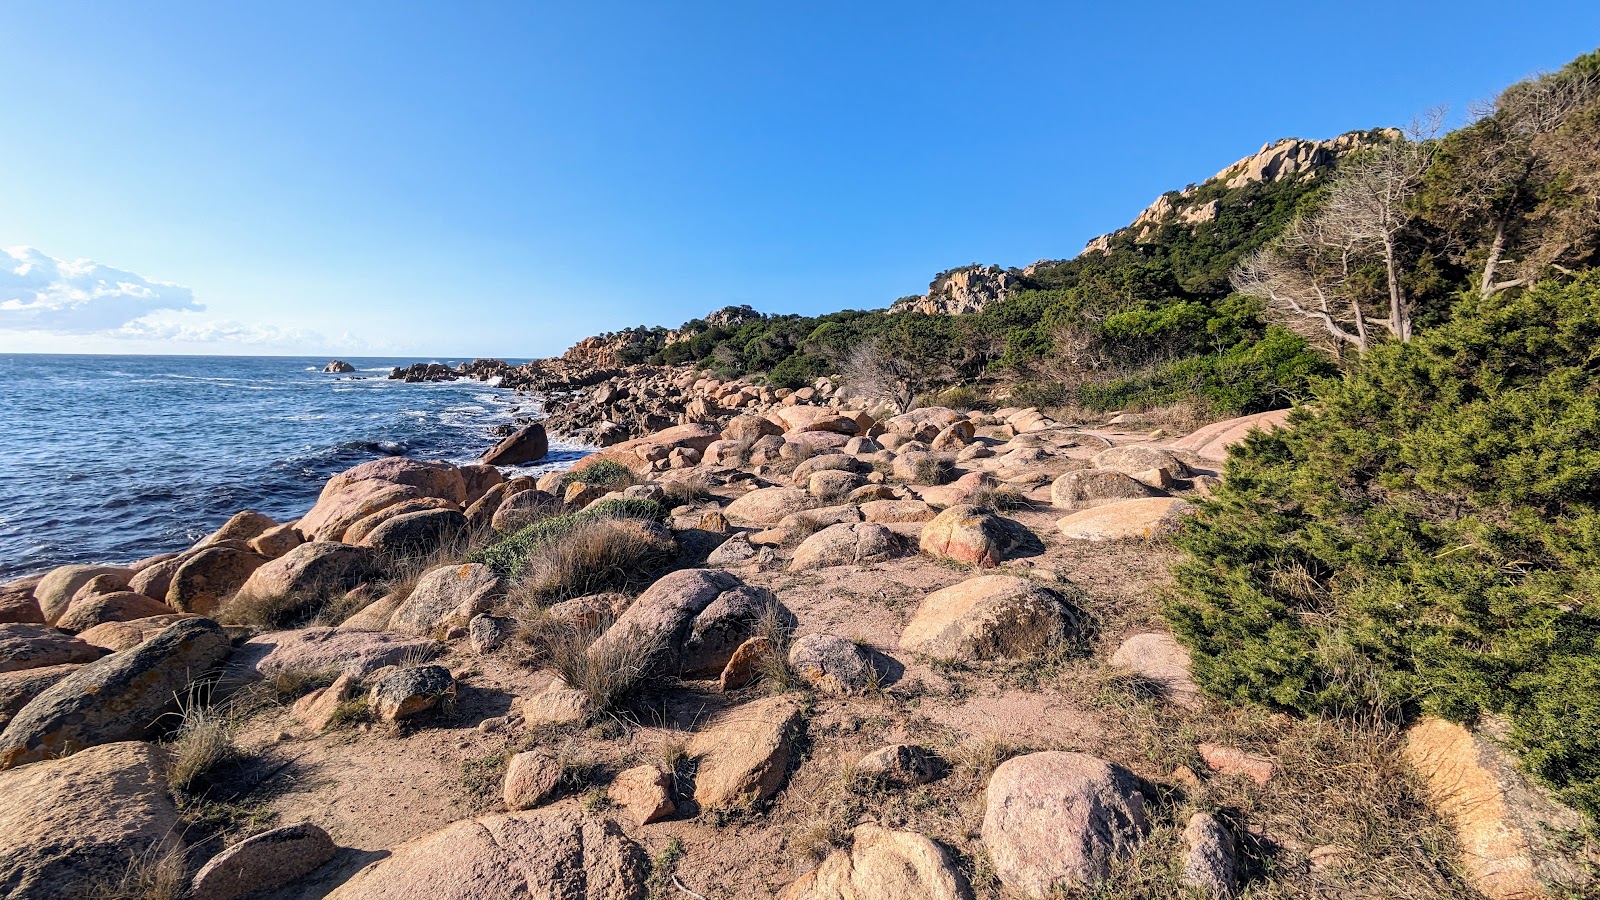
[1056,497,1193,541]
[190,821,336,900]
[0,623,106,673]
[688,695,804,811]
[1109,632,1201,708]
[236,628,437,680]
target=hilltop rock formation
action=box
[890,264,1020,316]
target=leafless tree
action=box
[840,341,917,414]
[1232,215,1371,353]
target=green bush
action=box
[473,498,662,578]
[560,459,637,491]
[1167,274,1600,821]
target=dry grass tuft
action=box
[540,621,666,716]
[661,475,712,506]
[96,840,189,900]
[507,517,675,604]
[164,691,238,794]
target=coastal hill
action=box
[2,49,1600,900]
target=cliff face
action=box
[888,265,1021,316]
[1085,128,1400,253]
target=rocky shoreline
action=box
[0,390,1593,899]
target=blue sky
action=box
[1,2,1597,358]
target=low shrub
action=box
[1167,275,1600,822]
[560,459,638,491]
[473,498,662,578]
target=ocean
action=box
[0,354,588,579]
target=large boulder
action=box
[197,510,279,548]
[723,413,784,443]
[34,565,132,625]
[981,751,1151,896]
[789,523,902,571]
[458,464,505,507]
[54,591,173,633]
[0,624,106,673]
[725,487,821,526]
[128,556,186,605]
[359,508,468,558]
[1168,409,1291,462]
[326,809,647,900]
[231,542,382,613]
[0,579,44,625]
[899,575,1075,662]
[480,423,550,466]
[190,821,337,900]
[918,504,1025,568]
[780,824,971,900]
[249,521,305,558]
[0,665,81,732]
[236,628,437,680]
[1403,717,1594,900]
[1089,444,1188,478]
[588,569,789,677]
[1056,498,1193,541]
[389,563,503,636]
[166,547,268,616]
[1049,469,1158,509]
[343,498,459,546]
[77,615,190,653]
[490,489,558,532]
[0,617,231,769]
[769,406,860,435]
[860,499,937,524]
[0,741,182,900]
[297,458,467,541]
[688,695,804,810]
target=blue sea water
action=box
[0,354,586,579]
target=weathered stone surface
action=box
[891,451,953,485]
[807,469,863,500]
[360,509,468,558]
[1056,498,1193,541]
[343,498,459,546]
[1181,812,1238,898]
[859,499,936,523]
[725,487,821,526]
[609,765,675,826]
[0,617,231,769]
[787,634,876,696]
[547,593,632,631]
[292,673,357,732]
[198,510,279,548]
[458,463,506,507]
[919,471,997,509]
[1090,444,1188,478]
[238,628,437,679]
[0,741,182,900]
[900,575,1074,662]
[128,556,185,605]
[706,534,760,568]
[1403,717,1593,900]
[723,413,784,443]
[718,635,776,691]
[297,458,467,541]
[232,542,382,613]
[190,821,336,900]
[1049,469,1158,509]
[856,744,945,786]
[918,505,1025,568]
[469,613,515,654]
[688,695,804,810]
[0,664,80,733]
[34,565,133,625]
[491,488,559,532]
[481,423,550,466]
[326,808,648,900]
[792,453,864,482]
[75,615,189,653]
[780,824,972,900]
[790,523,902,572]
[981,751,1151,896]
[1169,409,1291,462]
[369,664,454,723]
[388,563,502,636]
[1109,632,1200,709]
[0,624,107,673]
[54,591,173,633]
[0,580,44,625]
[166,547,267,616]
[770,406,860,435]
[504,749,563,811]
[589,569,790,677]
[247,521,305,558]
[1197,744,1275,785]
[516,678,594,727]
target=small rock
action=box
[609,765,675,826]
[503,749,563,811]
[1109,632,1200,709]
[291,674,357,732]
[368,664,454,723]
[190,821,337,900]
[780,824,971,900]
[856,744,945,786]
[1197,744,1275,785]
[516,678,594,726]
[688,695,804,810]
[787,634,876,696]
[468,614,515,654]
[900,575,1075,662]
[718,635,776,691]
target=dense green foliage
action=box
[473,498,662,577]
[559,459,637,490]
[1168,274,1600,820]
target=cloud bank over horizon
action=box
[0,245,361,352]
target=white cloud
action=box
[0,245,203,333]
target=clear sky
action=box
[1,2,1597,358]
